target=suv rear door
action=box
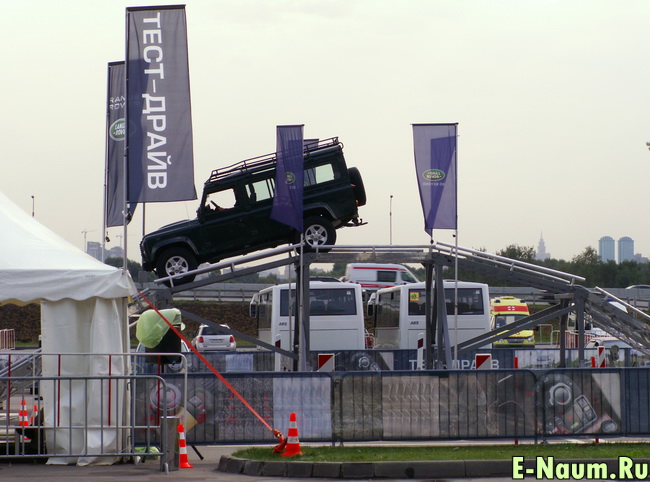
[242,175,291,247]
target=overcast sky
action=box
[2,0,650,265]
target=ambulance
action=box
[490,296,535,347]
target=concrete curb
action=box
[217,455,502,479]
[217,455,650,479]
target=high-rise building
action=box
[86,241,102,261]
[535,233,550,261]
[618,236,634,263]
[598,236,615,262]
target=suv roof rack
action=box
[206,136,342,185]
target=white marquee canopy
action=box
[0,190,136,465]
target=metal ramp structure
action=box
[134,241,650,369]
[0,350,41,401]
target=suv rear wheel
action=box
[155,247,198,285]
[303,216,336,251]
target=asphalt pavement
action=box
[0,442,645,481]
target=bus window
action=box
[445,288,485,315]
[280,288,358,316]
[408,288,485,316]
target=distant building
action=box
[85,242,124,262]
[535,233,550,261]
[598,236,615,262]
[618,236,634,263]
[86,241,102,260]
[106,246,125,260]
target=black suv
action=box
[140,137,366,284]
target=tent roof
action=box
[0,191,135,305]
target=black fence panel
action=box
[623,368,650,434]
[136,366,644,445]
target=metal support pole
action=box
[424,262,434,370]
[293,263,301,372]
[558,299,569,368]
[299,254,311,372]
[435,264,451,368]
[575,297,586,365]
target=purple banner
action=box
[271,125,304,232]
[413,123,457,233]
[105,61,135,227]
[126,5,196,203]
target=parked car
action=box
[191,324,236,351]
[341,263,419,292]
[585,337,633,350]
[134,340,192,373]
[140,137,367,284]
[585,336,649,365]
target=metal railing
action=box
[2,349,650,457]
[0,374,172,464]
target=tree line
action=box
[429,244,650,289]
[105,244,650,289]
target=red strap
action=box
[137,291,274,433]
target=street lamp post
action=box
[31,195,34,217]
[389,194,393,245]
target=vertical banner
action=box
[412,123,458,234]
[105,61,134,227]
[271,125,305,232]
[126,5,196,203]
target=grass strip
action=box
[234,443,650,462]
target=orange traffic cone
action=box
[178,424,194,469]
[281,412,303,457]
[18,399,30,427]
[30,404,39,426]
[272,428,287,454]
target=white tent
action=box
[0,191,136,465]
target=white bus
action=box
[250,281,365,351]
[367,281,490,350]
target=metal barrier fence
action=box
[0,350,193,468]
[151,368,650,445]
[0,330,15,351]
[1,350,649,456]
[0,374,175,464]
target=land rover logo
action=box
[423,169,445,181]
[109,118,125,141]
[285,172,296,184]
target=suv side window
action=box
[305,163,336,186]
[204,188,238,212]
[246,178,274,203]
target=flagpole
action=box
[453,230,459,367]
[123,15,129,274]
[453,124,459,367]
[102,64,110,263]
[298,234,306,372]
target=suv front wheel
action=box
[155,247,198,286]
[302,216,336,251]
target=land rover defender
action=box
[140,137,366,284]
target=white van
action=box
[341,263,419,292]
[250,281,365,352]
[367,280,490,350]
